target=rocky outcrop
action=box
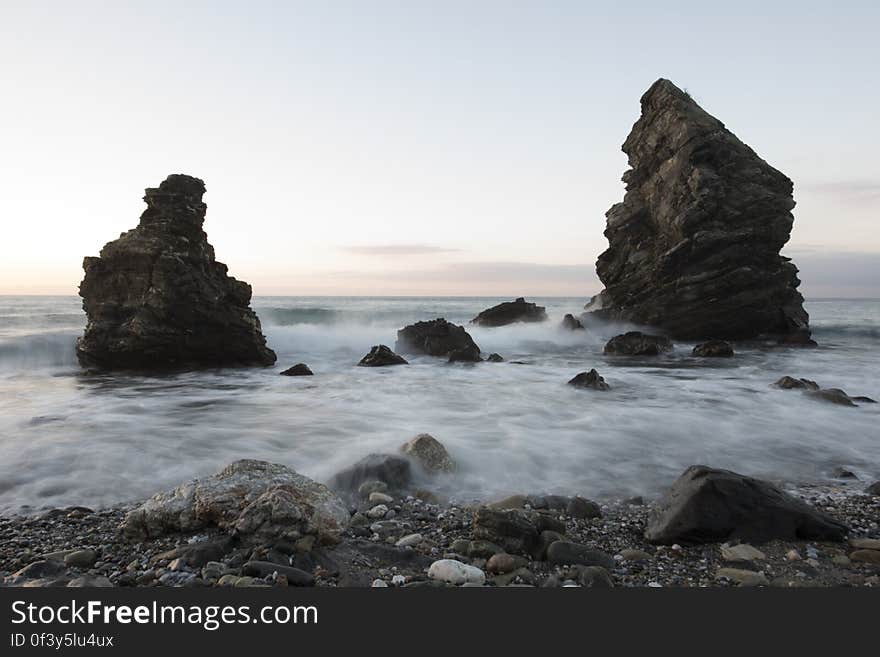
[692,340,734,357]
[280,363,313,376]
[567,369,609,390]
[587,79,810,342]
[76,175,276,369]
[561,314,585,330]
[645,465,848,544]
[121,460,349,544]
[395,319,481,361]
[400,434,456,473]
[358,345,408,367]
[471,298,548,327]
[604,331,672,355]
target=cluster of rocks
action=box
[586,78,811,344]
[4,458,878,589]
[773,376,877,407]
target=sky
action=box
[0,1,878,297]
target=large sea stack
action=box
[587,79,810,341]
[76,174,276,369]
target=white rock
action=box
[785,549,801,561]
[391,575,406,586]
[427,559,486,586]
[366,504,388,519]
[395,533,424,548]
[369,492,394,505]
[371,579,388,587]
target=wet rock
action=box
[567,369,610,391]
[328,454,412,493]
[645,465,848,544]
[471,298,548,327]
[427,559,485,585]
[122,460,349,543]
[586,79,810,342]
[561,313,585,330]
[448,345,483,363]
[395,318,481,360]
[400,434,456,473]
[604,331,673,356]
[280,363,313,376]
[773,376,819,390]
[486,353,504,362]
[76,174,275,369]
[692,340,734,357]
[358,345,408,367]
[546,542,615,569]
[806,388,857,407]
[472,507,540,556]
[831,467,858,480]
[64,549,97,569]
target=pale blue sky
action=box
[1,1,878,295]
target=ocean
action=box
[0,295,878,514]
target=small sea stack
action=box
[396,319,481,361]
[587,79,811,342]
[561,314,585,330]
[280,363,314,376]
[358,345,408,367]
[76,174,276,369]
[471,298,547,327]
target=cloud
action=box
[798,180,880,203]
[792,250,880,298]
[340,244,463,256]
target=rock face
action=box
[358,345,408,367]
[567,369,610,390]
[76,175,276,369]
[471,298,548,327]
[395,319,481,361]
[587,79,810,342]
[121,460,349,544]
[561,313,585,330]
[645,465,848,544]
[604,331,672,356]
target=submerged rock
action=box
[328,454,412,493]
[773,377,875,406]
[692,340,734,357]
[448,344,483,363]
[358,345,408,367]
[471,297,548,327]
[400,434,456,473]
[587,79,810,342]
[561,313,585,330]
[645,465,848,544]
[567,369,610,390]
[604,331,672,356]
[76,174,276,369]
[280,363,314,376]
[121,460,349,543]
[866,482,880,496]
[773,376,819,390]
[487,353,504,362]
[395,318,481,361]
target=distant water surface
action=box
[0,295,878,512]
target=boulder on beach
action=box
[76,174,276,369]
[328,454,412,493]
[395,318,481,361]
[561,313,585,331]
[567,369,609,390]
[400,433,456,473]
[604,331,672,356]
[645,465,848,545]
[692,340,734,357]
[280,363,314,376]
[121,460,349,544]
[471,298,548,327]
[586,79,811,342]
[358,345,408,367]
[866,482,880,496]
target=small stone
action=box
[850,550,880,565]
[720,543,766,562]
[427,559,486,586]
[371,579,388,587]
[486,553,528,574]
[716,568,768,587]
[168,558,187,571]
[391,575,406,586]
[366,504,388,519]
[619,548,652,562]
[395,533,423,548]
[64,549,97,569]
[785,549,801,561]
[369,492,393,505]
[217,574,238,586]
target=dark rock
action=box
[280,363,314,376]
[866,482,880,496]
[561,313,585,330]
[76,174,276,369]
[645,465,848,544]
[536,530,565,561]
[546,542,615,569]
[471,298,548,327]
[806,388,857,406]
[604,331,672,356]
[526,494,571,511]
[577,566,614,588]
[63,549,97,569]
[448,345,483,363]
[566,496,602,520]
[853,396,877,404]
[328,454,412,493]
[693,340,734,357]
[400,434,456,473]
[395,319,481,360]
[241,561,314,586]
[472,507,540,556]
[831,467,857,480]
[773,376,819,390]
[586,79,810,342]
[487,353,504,362]
[567,369,610,390]
[358,345,408,367]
